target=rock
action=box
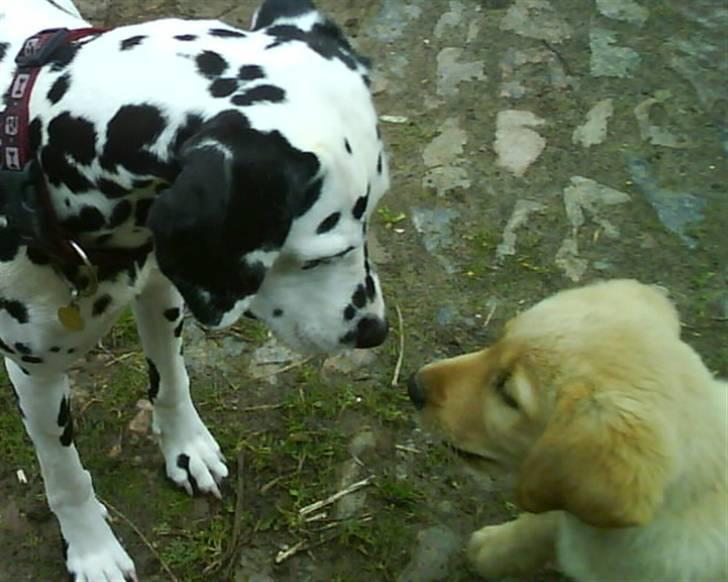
[589,28,641,78]
[572,99,614,148]
[435,48,486,98]
[500,0,573,43]
[496,199,547,261]
[398,526,461,582]
[596,0,649,26]
[494,110,546,177]
[633,92,690,148]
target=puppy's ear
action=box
[252,0,317,30]
[517,381,670,528]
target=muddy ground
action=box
[1,0,726,580]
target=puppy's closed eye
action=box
[494,371,518,409]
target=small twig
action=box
[98,496,179,582]
[275,540,307,564]
[78,397,103,418]
[482,303,498,329]
[260,475,284,494]
[96,346,145,374]
[315,515,374,533]
[395,444,421,454]
[391,304,405,387]
[270,356,313,376]
[241,403,285,413]
[303,511,328,523]
[223,451,247,578]
[275,515,374,564]
[298,476,374,517]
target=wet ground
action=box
[1,0,726,580]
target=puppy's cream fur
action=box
[414,279,727,580]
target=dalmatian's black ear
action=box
[251,0,318,30]
[147,110,320,321]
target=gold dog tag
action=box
[58,303,85,332]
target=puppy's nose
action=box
[355,316,389,349]
[407,372,426,410]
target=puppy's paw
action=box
[154,403,228,498]
[467,515,555,578]
[466,524,523,578]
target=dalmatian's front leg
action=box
[6,359,136,581]
[133,270,228,497]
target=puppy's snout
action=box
[407,372,427,410]
[354,316,389,349]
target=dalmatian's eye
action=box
[302,258,330,270]
[301,246,356,270]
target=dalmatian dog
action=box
[0,0,389,579]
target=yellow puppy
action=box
[409,279,728,580]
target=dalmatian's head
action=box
[148,0,389,353]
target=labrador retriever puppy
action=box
[408,279,728,581]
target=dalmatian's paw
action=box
[153,403,228,498]
[58,497,137,582]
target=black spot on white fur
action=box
[101,105,175,180]
[61,206,105,233]
[1,299,29,324]
[92,295,112,317]
[0,337,16,353]
[97,178,129,199]
[253,0,316,30]
[209,28,246,38]
[175,34,197,41]
[47,74,70,104]
[317,212,340,234]
[352,285,366,309]
[120,35,146,51]
[365,275,376,300]
[147,358,160,401]
[344,305,356,320]
[231,85,286,107]
[344,139,352,154]
[352,194,368,220]
[57,396,73,446]
[14,342,31,354]
[42,113,97,191]
[209,78,238,98]
[164,307,180,322]
[196,51,229,79]
[176,454,200,495]
[264,22,368,71]
[238,65,265,81]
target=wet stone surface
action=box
[0,1,726,581]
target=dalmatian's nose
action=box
[354,316,388,348]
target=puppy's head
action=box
[148,0,389,353]
[409,279,682,528]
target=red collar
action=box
[0,27,153,283]
[1,28,106,172]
